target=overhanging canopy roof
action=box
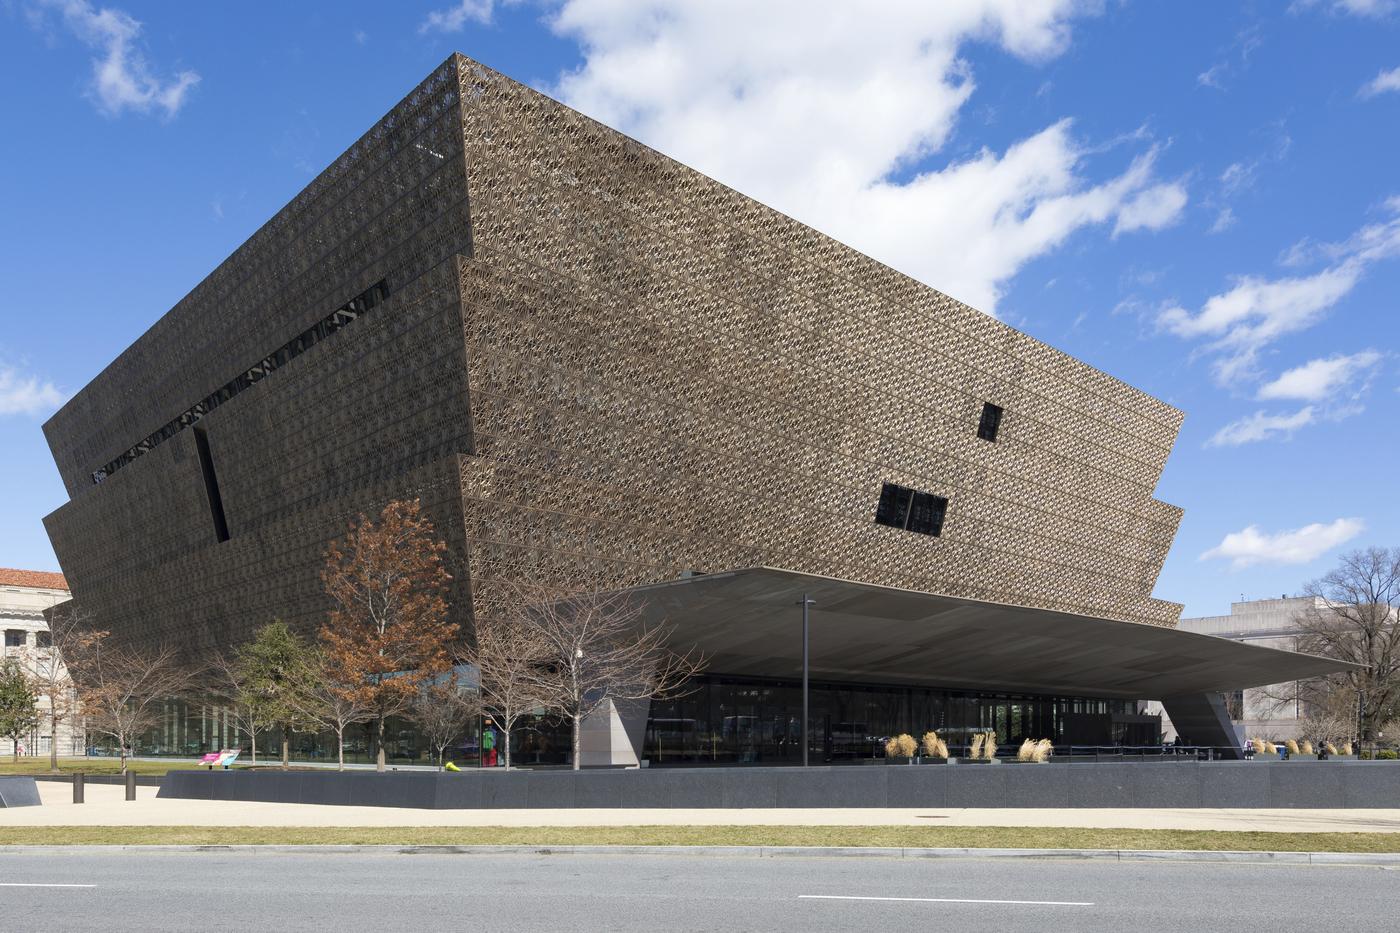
[624,568,1360,700]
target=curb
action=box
[0,844,1397,865]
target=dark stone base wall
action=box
[158,762,1400,810]
[0,776,41,808]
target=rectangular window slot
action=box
[90,279,389,485]
[193,426,230,543]
[875,482,948,537]
[977,402,1003,443]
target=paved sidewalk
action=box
[2,783,1398,832]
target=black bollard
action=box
[124,769,136,801]
[73,772,85,804]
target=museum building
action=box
[42,55,1349,765]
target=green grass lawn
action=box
[0,758,204,777]
[2,825,1399,852]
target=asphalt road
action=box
[1,851,1395,932]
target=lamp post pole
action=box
[798,594,814,767]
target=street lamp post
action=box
[797,594,815,767]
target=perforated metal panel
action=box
[43,54,1184,659]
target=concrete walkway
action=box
[3,783,1399,832]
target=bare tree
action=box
[408,673,480,769]
[517,588,703,771]
[1288,547,1400,756]
[78,642,198,773]
[463,600,552,770]
[24,602,102,771]
[291,650,375,771]
[211,651,270,765]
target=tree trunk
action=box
[49,708,60,772]
[376,716,386,772]
[503,718,512,771]
[336,726,345,771]
[250,729,257,766]
[572,715,581,771]
[119,741,128,774]
[281,733,289,771]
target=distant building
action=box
[0,568,82,758]
[1169,596,1325,742]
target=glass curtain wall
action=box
[643,675,1143,765]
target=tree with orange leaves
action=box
[319,499,460,772]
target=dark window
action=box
[193,426,231,543]
[977,402,1003,443]
[907,491,948,536]
[4,630,25,648]
[875,482,914,529]
[875,482,948,537]
[35,631,52,649]
[89,279,390,484]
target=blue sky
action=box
[1,1,1396,619]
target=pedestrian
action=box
[1242,740,1253,761]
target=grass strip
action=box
[1,825,1399,852]
[0,759,200,777]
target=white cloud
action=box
[544,0,1186,314]
[1360,66,1400,97]
[1201,518,1366,569]
[1209,206,1237,234]
[1257,350,1383,401]
[1114,182,1188,236]
[1158,201,1400,384]
[1219,160,1257,195]
[1197,63,1227,89]
[1293,0,1399,17]
[1205,406,1316,447]
[420,0,495,33]
[37,0,199,118]
[0,365,65,417]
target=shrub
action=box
[1325,742,1338,756]
[1265,742,1278,755]
[1378,750,1398,761]
[895,733,917,758]
[1285,739,1300,756]
[1300,740,1313,755]
[969,733,984,759]
[1341,742,1353,755]
[1251,738,1266,755]
[1017,738,1036,762]
[1033,739,1053,763]
[920,731,948,759]
[884,736,900,758]
[982,731,998,761]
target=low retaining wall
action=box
[158,761,1400,810]
[0,776,41,808]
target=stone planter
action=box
[918,756,956,765]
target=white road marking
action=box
[0,883,97,888]
[800,895,1092,906]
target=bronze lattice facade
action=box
[44,54,1185,660]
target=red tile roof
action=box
[0,568,69,590]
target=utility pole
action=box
[797,594,814,767]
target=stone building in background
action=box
[40,55,1351,765]
[0,569,81,758]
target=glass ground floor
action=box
[107,673,1160,768]
[640,674,1159,766]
